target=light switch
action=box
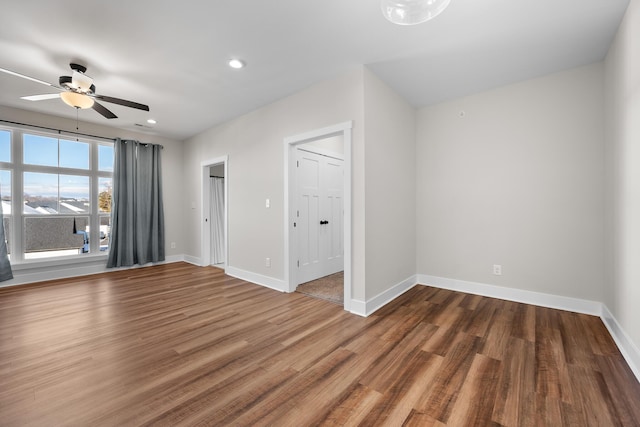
[266,198,270,208]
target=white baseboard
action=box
[417,274,602,315]
[183,255,202,266]
[418,274,640,383]
[225,266,286,292]
[350,275,417,317]
[164,254,184,263]
[600,305,640,382]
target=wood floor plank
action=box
[0,263,638,426]
[596,353,640,425]
[534,318,575,403]
[445,353,502,426]
[317,383,384,427]
[491,337,536,426]
[414,332,483,423]
[358,350,442,425]
[566,364,620,426]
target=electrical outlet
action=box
[170,242,176,249]
[265,257,271,268]
[493,264,502,276]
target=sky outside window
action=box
[0,130,10,163]
[60,140,89,169]
[24,134,58,166]
[24,171,58,197]
[60,175,90,200]
[14,134,114,170]
[99,145,114,171]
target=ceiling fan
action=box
[0,63,149,119]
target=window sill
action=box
[10,253,109,271]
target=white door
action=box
[296,149,343,284]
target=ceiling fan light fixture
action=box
[381,0,451,25]
[60,91,95,109]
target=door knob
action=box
[320,220,329,225]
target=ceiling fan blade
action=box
[94,94,149,111]
[21,93,61,101]
[0,67,61,89]
[92,101,117,119]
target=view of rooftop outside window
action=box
[22,172,93,259]
[0,128,114,260]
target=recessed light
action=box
[147,119,157,124]
[228,59,245,69]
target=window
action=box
[0,126,113,261]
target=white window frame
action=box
[0,124,113,264]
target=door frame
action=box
[201,155,228,269]
[284,121,353,311]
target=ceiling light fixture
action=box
[228,59,245,69]
[147,119,157,124]
[381,0,451,25]
[60,91,94,109]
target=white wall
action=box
[362,69,416,300]
[304,135,344,155]
[0,105,184,285]
[416,64,606,302]
[182,68,366,298]
[604,0,640,357]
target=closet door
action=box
[296,149,343,284]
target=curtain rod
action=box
[0,119,117,142]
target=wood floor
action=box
[0,263,638,426]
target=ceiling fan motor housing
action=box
[59,75,95,95]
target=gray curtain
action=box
[107,139,165,268]
[0,191,12,282]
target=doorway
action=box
[201,156,228,269]
[284,121,352,311]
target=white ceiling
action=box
[0,0,629,141]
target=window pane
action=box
[99,145,114,172]
[0,130,10,163]
[24,134,58,167]
[99,177,112,213]
[99,216,111,252]
[3,215,9,257]
[1,169,11,256]
[60,139,89,170]
[24,216,89,259]
[60,175,90,214]
[0,169,11,207]
[23,172,58,214]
